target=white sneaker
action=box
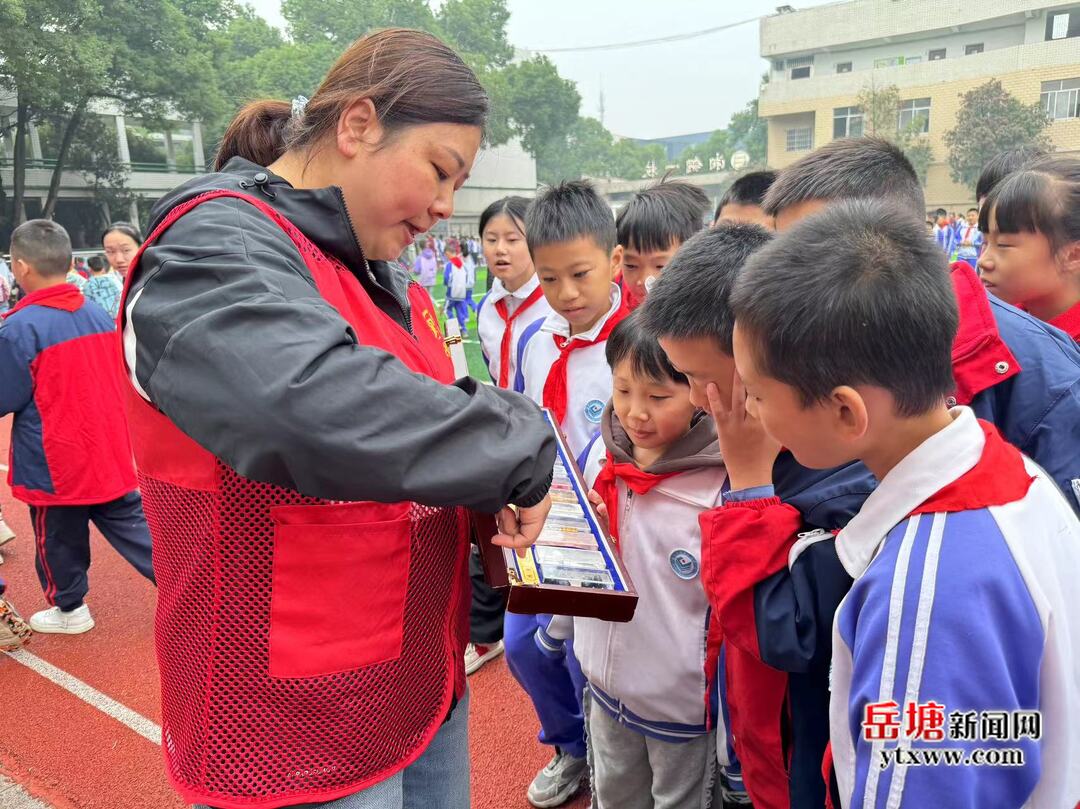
[464,640,504,675]
[0,519,14,547]
[29,604,95,634]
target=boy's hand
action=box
[587,490,610,535]
[707,370,782,491]
[493,496,551,551]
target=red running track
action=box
[0,415,588,809]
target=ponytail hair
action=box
[215,28,488,171]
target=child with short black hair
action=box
[979,155,1080,342]
[763,136,1080,515]
[713,170,777,228]
[615,180,710,307]
[639,223,875,809]
[571,310,724,809]
[954,206,983,269]
[762,136,925,230]
[1,220,155,635]
[82,252,123,318]
[516,179,629,461]
[508,179,629,809]
[729,199,1080,808]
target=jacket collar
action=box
[949,261,1021,404]
[1049,301,1080,343]
[541,283,623,340]
[3,283,83,318]
[488,274,541,306]
[836,407,983,579]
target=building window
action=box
[787,55,813,80]
[899,98,931,133]
[929,48,947,61]
[965,43,984,55]
[874,56,903,68]
[1041,78,1080,120]
[833,106,864,139]
[904,55,922,65]
[1046,7,1080,40]
[836,61,853,74]
[786,127,813,152]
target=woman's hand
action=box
[493,495,552,551]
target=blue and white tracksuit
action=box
[830,407,1080,808]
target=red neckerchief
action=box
[542,300,629,425]
[592,449,680,546]
[911,419,1034,514]
[2,283,83,319]
[1049,301,1080,344]
[949,262,1020,404]
[447,256,463,269]
[494,286,545,388]
[623,285,642,310]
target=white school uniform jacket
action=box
[576,407,727,742]
[514,284,625,464]
[477,275,553,389]
[829,406,1080,809]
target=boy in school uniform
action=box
[954,207,983,269]
[615,180,710,309]
[573,311,727,809]
[508,180,628,808]
[0,220,155,635]
[514,180,630,464]
[729,199,1080,808]
[640,227,875,809]
[652,137,1080,809]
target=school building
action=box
[758,0,1080,210]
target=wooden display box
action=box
[473,410,638,623]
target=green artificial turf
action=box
[427,265,493,383]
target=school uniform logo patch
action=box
[669,549,699,580]
[584,399,605,424]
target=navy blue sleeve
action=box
[752,457,875,673]
[0,328,33,415]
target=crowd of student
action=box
[1,123,1079,809]
[464,139,1080,809]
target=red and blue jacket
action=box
[0,284,136,506]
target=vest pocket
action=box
[268,501,412,679]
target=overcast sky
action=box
[246,0,837,139]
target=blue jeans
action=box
[197,689,470,809]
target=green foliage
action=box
[943,79,1052,190]
[855,81,935,185]
[726,99,767,166]
[501,56,580,157]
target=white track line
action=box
[0,773,52,809]
[4,649,161,746]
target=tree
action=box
[0,0,229,224]
[282,0,438,46]
[726,99,767,167]
[501,56,580,158]
[943,80,1052,190]
[855,81,935,184]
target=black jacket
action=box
[127,157,554,511]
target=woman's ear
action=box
[337,99,382,158]
[831,385,870,442]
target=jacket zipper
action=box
[334,187,414,336]
[604,487,634,690]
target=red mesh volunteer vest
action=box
[117,191,471,809]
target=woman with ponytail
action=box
[117,28,555,809]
